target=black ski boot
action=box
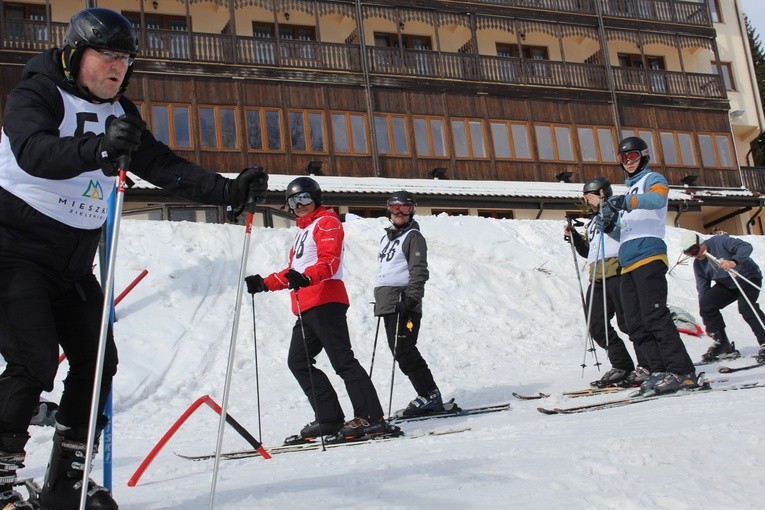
[590,368,629,388]
[39,423,117,510]
[299,419,343,439]
[0,433,35,510]
[701,330,737,362]
[757,344,765,364]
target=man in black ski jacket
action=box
[0,8,267,510]
[374,191,444,416]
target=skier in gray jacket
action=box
[374,191,443,416]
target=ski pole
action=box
[294,290,326,451]
[705,252,765,334]
[387,311,401,419]
[369,315,382,377]
[80,157,130,510]
[582,228,603,375]
[208,189,262,510]
[250,295,262,441]
[565,215,589,321]
[599,210,609,355]
[705,252,764,292]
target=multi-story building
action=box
[1,0,763,233]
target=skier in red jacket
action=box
[246,177,393,440]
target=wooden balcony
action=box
[0,19,723,100]
[741,167,765,193]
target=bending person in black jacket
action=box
[0,8,267,510]
[374,191,444,416]
[682,232,765,364]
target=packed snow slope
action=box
[14,215,765,509]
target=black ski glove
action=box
[285,269,310,290]
[395,296,419,314]
[97,115,145,176]
[225,167,269,210]
[245,274,267,294]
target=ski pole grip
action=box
[117,155,131,173]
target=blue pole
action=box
[102,187,116,490]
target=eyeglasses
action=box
[387,203,414,215]
[288,192,313,209]
[619,150,643,165]
[95,48,135,66]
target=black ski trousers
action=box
[699,277,765,345]
[586,275,647,371]
[287,302,383,423]
[383,311,438,397]
[620,260,694,375]
[0,267,117,435]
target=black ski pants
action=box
[287,302,383,423]
[586,275,647,371]
[620,260,694,375]
[0,267,117,436]
[699,277,765,345]
[383,311,438,398]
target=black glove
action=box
[395,297,418,314]
[225,167,269,210]
[245,274,267,294]
[285,269,310,290]
[605,195,627,213]
[97,115,145,176]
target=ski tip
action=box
[718,366,732,374]
[536,407,558,415]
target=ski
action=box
[693,349,741,367]
[718,361,765,373]
[562,386,627,398]
[12,478,41,509]
[389,400,511,423]
[512,392,549,400]
[175,428,470,461]
[537,381,765,415]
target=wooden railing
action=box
[741,167,765,193]
[0,20,723,99]
[612,67,725,99]
[600,0,711,26]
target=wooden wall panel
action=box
[620,105,656,129]
[331,155,375,177]
[453,161,494,180]
[281,84,324,108]
[483,98,528,120]
[408,92,446,116]
[692,111,729,132]
[327,87,366,111]
[569,103,614,126]
[528,100,571,123]
[242,82,282,107]
[443,95,484,118]
[194,79,238,103]
[379,158,418,179]
[373,89,408,113]
[495,161,537,181]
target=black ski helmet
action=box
[387,190,417,216]
[62,8,138,100]
[286,176,322,208]
[617,136,650,174]
[582,177,612,198]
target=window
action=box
[374,114,410,156]
[246,108,282,151]
[332,112,369,155]
[477,210,515,219]
[123,12,189,58]
[451,119,487,159]
[660,131,696,166]
[711,62,735,91]
[698,133,735,168]
[198,106,238,150]
[374,33,432,50]
[150,103,192,149]
[535,124,574,161]
[3,2,47,40]
[413,116,447,157]
[577,127,617,163]
[289,110,326,153]
[621,129,660,164]
[491,121,532,160]
[707,0,721,23]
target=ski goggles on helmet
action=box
[288,192,313,209]
[619,150,646,165]
[387,203,414,215]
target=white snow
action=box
[13,215,765,509]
